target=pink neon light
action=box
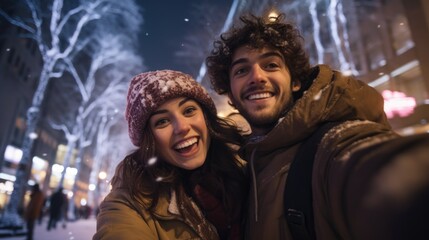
[382,90,416,119]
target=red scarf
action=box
[193,184,241,240]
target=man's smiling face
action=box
[228,46,300,135]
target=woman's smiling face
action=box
[149,97,210,170]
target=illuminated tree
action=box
[0,0,142,227]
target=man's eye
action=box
[233,67,247,76]
[265,63,279,69]
[236,68,244,74]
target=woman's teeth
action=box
[174,137,198,150]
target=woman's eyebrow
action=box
[151,98,192,117]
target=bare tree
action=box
[53,36,143,186]
[0,0,142,227]
[174,0,230,77]
[42,18,144,218]
[69,56,142,219]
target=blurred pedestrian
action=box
[61,192,68,228]
[37,198,47,225]
[80,205,92,219]
[24,183,44,240]
[46,187,65,231]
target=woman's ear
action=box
[292,80,301,92]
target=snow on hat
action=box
[126,70,217,146]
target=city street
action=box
[0,217,96,240]
[1,0,429,239]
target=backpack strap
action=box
[284,122,340,240]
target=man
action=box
[46,187,65,231]
[206,13,429,240]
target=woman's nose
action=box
[173,116,191,135]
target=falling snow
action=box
[147,157,157,166]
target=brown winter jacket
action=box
[25,190,45,221]
[93,186,220,240]
[241,64,400,240]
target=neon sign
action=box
[382,90,416,119]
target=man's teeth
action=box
[248,92,271,100]
[175,137,197,150]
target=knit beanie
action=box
[125,70,217,146]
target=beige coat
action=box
[241,65,397,240]
[93,186,220,240]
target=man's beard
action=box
[234,95,295,132]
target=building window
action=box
[0,39,5,51]
[365,33,386,70]
[31,41,38,55]
[7,48,15,64]
[26,38,32,49]
[390,14,414,55]
[391,63,426,103]
[14,55,20,68]
[11,117,26,146]
[19,62,25,78]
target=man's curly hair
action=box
[206,13,312,97]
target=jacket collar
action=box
[150,189,182,220]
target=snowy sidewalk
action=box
[0,216,96,240]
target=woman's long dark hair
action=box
[111,103,247,221]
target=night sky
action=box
[137,0,232,73]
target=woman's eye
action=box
[154,118,169,127]
[184,106,197,116]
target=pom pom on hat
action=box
[125,70,217,146]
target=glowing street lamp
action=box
[28,132,38,140]
[268,11,279,22]
[98,171,107,180]
[89,184,96,191]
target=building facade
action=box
[208,0,429,134]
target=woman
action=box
[93,70,247,240]
[25,183,45,240]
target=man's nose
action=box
[249,65,267,85]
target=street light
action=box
[28,132,38,139]
[88,184,96,191]
[268,11,279,22]
[98,171,107,180]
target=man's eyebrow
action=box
[230,51,284,70]
[260,51,284,61]
[230,58,248,70]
